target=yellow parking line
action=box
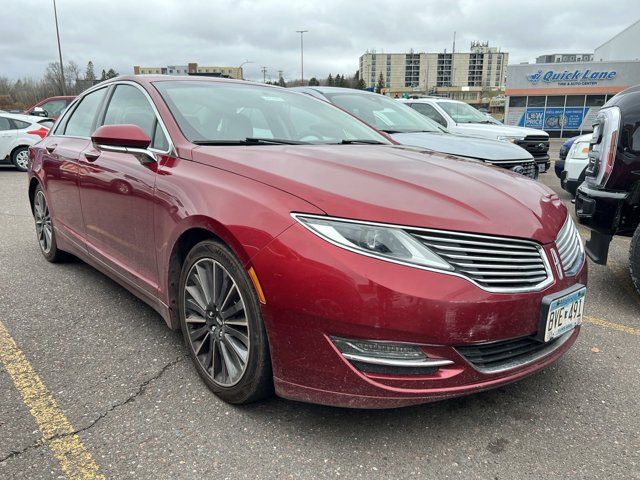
[584,315,640,336]
[0,320,104,479]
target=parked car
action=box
[402,98,551,173]
[575,85,640,293]
[25,96,75,120]
[555,136,577,178]
[29,76,587,408]
[0,113,51,171]
[560,134,591,196]
[293,87,539,178]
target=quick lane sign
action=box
[527,69,617,86]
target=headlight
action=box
[292,214,453,271]
[497,135,525,143]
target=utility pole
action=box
[296,30,308,86]
[52,0,65,95]
[261,66,267,83]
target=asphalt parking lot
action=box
[0,146,638,479]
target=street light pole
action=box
[52,0,65,95]
[238,60,253,80]
[296,30,308,86]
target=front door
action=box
[0,116,17,160]
[78,83,167,296]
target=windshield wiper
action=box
[380,129,403,134]
[339,139,387,144]
[193,137,309,146]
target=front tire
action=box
[178,240,273,404]
[12,146,29,172]
[630,224,640,294]
[33,185,68,262]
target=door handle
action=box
[84,151,100,162]
[45,144,57,153]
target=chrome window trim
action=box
[49,80,175,157]
[292,213,555,294]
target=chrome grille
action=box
[487,159,537,179]
[555,216,584,275]
[410,229,552,292]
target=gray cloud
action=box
[1,0,636,82]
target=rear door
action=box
[38,87,108,246]
[78,83,170,295]
[0,116,17,159]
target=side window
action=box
[11,119,31,130]
[41,100,68,118]
[151,121,169,151]
[411,103,447,127]
[64,88,107,137]
[102,85,156,138]
[0,117,12,131]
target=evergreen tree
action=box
[278,74,286,87]
[375,72,385,93]
[326,73,334,86]
[100,68,119,81]
[85,61,96,82]
[308,77,320,86]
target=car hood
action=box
[192,144,566,243]
[451,123,548,140]
[390,132,533,161]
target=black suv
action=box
[575,85,640,293]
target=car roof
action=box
[292,86,379,96]
[105,74,268,88]
[406,97,461,104]
[0,112,51,123]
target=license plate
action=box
[539,285,586,342]
[538,163,547,173]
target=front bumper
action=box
[575,183,628,263]
[251,223,587,408]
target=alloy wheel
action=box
[34,191,52,254]
[183,258,250,387]
[14,149,29,170]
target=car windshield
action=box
[438,101,492,124]
[153,81,391,145]
[323,91,444,134]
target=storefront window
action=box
[527,96,545,107]
[586,95,606,107]
[546,96,565,107]
[509,96,526,107]
[565,95,586,107]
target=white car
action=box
[561,133,591,196]
[402,98,551,173]
[0,113,52,171]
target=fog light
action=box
[331,336,454,370]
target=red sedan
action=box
[28,76,587,408]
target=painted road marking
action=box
[0,320,104,479]
[584,315,640,336]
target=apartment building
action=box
[358,42,508,102]
[133,63,243,79]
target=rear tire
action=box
[11,146,29,172]
[33,185,68,262]
[630,224,640,295]
[178,240,273,404]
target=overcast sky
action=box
[1,0,637,82]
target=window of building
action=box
[546,96,565,107]
[527,96,546,107]
[566,95,585,107]
[586,95,607,107]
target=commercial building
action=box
[594,18,640,61]
[133,63,243,79]
[358,42,508,102]
[536,53,593,64]
[505,20,640,137]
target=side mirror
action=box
[91,124,151,149]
